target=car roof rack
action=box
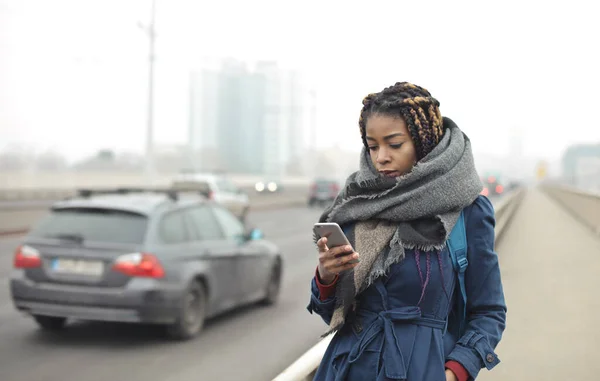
[77,187,180,201]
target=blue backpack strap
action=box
[447,210,468,336]
[342,224,351,236]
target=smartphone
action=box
[313,222,359,264]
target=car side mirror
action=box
[246,228,264,241]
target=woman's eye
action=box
[390,143,403,149]
[368,146,378,151]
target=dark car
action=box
[481,175,505,197]
[308,179,340,207]
[10,189,282,340]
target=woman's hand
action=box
[316,237,360,284]
[445,369,458,381]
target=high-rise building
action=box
[215,59,249,173]
[507,126,525,181]
[561,143,600,191]
[188,58,309,176]
[285,70,305,171]
[188,61,220,171]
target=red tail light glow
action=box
[481,187,490,196]
[495,185,504,194]
[14,245,42,268]
[112,252,165,278]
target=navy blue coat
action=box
[307,196,507,380]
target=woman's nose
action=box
[376,148,391,164]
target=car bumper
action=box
[10,273,182,324]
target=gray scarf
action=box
[315,117,482,334]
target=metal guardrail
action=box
[0,184,305,203]
[541,184,600,236]
[272,188,526,381]
[0,172,313,201]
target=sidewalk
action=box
[482,188,600,380]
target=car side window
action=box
[212,206,245,240]
[159,211,189,244]
[185,206,224,241]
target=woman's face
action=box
[365,114,418,178]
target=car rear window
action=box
[315,180,336,190]
[28,208,148,244]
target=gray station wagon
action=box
[10,189,282,340]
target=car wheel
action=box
[166,281,207,340]
[260,260,282,306]
[33,315,67,331]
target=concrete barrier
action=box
[0,185,309,236]
[541,184,600,236]
[0,171,312,198]
[272,188,526,381]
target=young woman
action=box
[308,82,506,381]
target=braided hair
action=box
[358,82,444,160]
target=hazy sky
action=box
[1,0,599,162]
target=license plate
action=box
[51,258,104,276]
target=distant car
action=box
[10,189,282,340]
[481,175,505,197]
[171,173,249,221]
[308,179,340,207]
[254,180,282,193]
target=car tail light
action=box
[14,245,42,268]
[112,252,165,278]
[495,185,504,194]
[481,187,489,196]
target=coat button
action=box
[354,320,363,333]
[486,354,495,363]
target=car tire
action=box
[33,315,67,331]
[166,281,207,341]
[260,259,282,306]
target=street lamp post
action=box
[140,0,157,185]
[309,89,317,177]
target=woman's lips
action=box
[379,171,401,178]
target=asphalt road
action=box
[0,206,329,381]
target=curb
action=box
[0,229,29,238]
